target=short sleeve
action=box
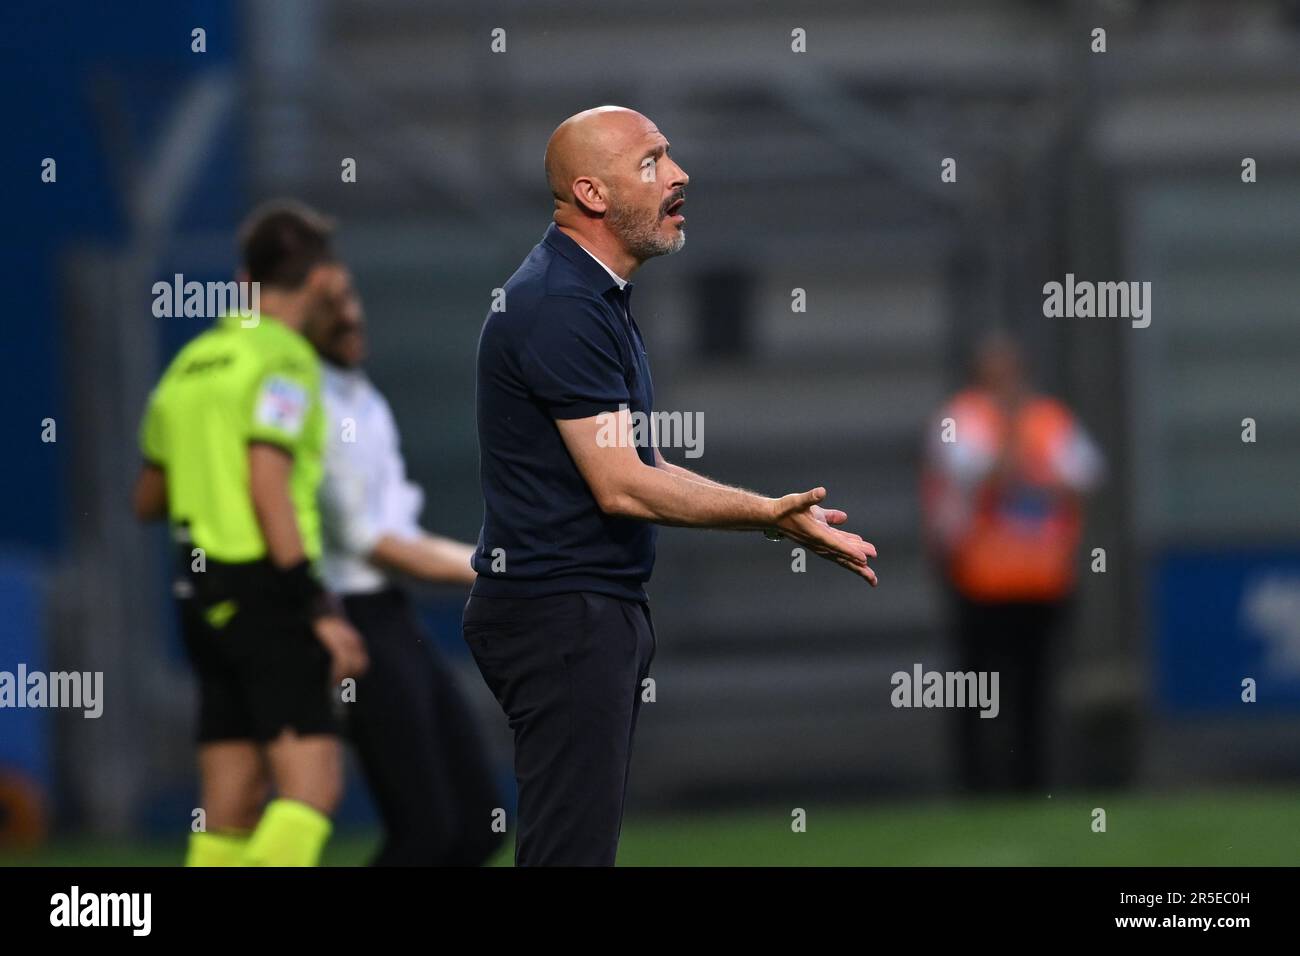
[520,297,630,419]
[927,402,997,487]
[139,388,167,466]
[248,357,315,453]
[1052,419,1105,492]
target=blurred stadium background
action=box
[2,0,1299,865]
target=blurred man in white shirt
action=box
[311,285,504,866]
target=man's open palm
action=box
[773,488,878,585]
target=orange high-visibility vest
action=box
[924,390,1084,603]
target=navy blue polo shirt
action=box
[470,223,657,602]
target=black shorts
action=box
[178,560,338,744]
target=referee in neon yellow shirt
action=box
[132,201,367,867]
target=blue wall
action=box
[1,0,241,552]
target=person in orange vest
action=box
[922,333,1104,794]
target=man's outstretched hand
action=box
[771,488,878,585]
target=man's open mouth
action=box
[665,196,686,220]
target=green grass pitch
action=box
[3,790,1296,866]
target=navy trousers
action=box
[462,591,657,866]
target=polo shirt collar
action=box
[580,246,629,290]
[541,222,633,297]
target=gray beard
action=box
[607,197,686,261]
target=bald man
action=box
[464,106,877,866]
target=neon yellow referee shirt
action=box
[139,313,326,563]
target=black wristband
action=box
[277,560,337,621]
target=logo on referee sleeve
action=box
[256,376,309,438]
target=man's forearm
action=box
[369,532,477,585]
[602,462,777,530]
[657,455,736,491]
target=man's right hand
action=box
[312,614,369,684]
[772,488,878,585]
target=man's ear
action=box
[303,262,328,290]
[571,176,609,215]
[303,262,341,299]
